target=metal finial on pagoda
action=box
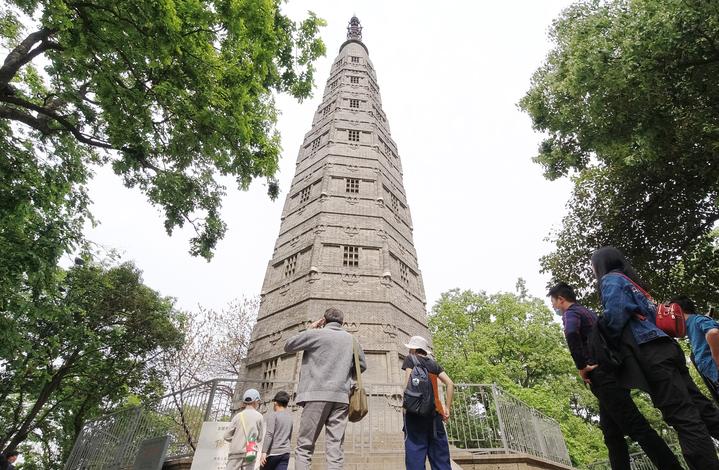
[347,16,362,41]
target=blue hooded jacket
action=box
[599,272,668,345]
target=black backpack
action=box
[403,355,435,417]
[587,316,623,371]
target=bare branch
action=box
[0,95,163,174]
[1,94,113,147]
[0,105,53,134]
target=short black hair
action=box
[272,390,290,406]
[3,451,19,458]
[671,295,696,315]
[324,307,344,324]
[548,282,577,303]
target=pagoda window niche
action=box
[299,186,311,204]
[343,245,359,267]
[390,191,400,214]
[261,358,278,390]
[400,260,409,286]
[284,254,297,278]
[320,102,334,117]
[346,178,360,194]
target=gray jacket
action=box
[284,322,367,404]
[263,409,293,456]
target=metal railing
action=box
[445,383,571,464]
[64,379,572,469]
[586,446,687,470]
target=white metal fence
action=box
[64,379,572,469]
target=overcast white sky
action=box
[83,0,576,313]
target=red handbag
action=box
[655,303,687,338]
[616,274,687,338]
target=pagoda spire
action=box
[347,16,362,41]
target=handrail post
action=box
[368,383,373,452]
[204,379,218,421]
[491,384,509,452]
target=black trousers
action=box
[590,368,682,470]
[639,338,719,470]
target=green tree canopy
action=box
[430,287,572,387]
[0,3,324,465]
[0,257,183,467]
[519,0,719,306]
[1,0,325,259]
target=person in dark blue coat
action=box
[591,246,719,470]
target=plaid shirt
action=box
[562,303,598,370]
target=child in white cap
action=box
[225,388,265,470]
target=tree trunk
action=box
[3,352,78,453]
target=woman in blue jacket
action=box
[591,246,719,470]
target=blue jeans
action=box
[403,413,451,470]
[261,453,289,470]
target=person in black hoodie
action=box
[591,246,719,470]
[549,282,681,470]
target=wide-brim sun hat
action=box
[404,335,431,353]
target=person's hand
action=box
[579,364,598,384]
[441,409,450,421]
[261,453,267,466]
[309,318,326,329]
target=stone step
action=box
[306,451,464,470]
[306,453,405,470]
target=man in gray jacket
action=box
[284,307,367,470]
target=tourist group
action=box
[225,246,719,470]
[223,305,453,470]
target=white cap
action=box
[242,388,261,403]
[404,335,431,354]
